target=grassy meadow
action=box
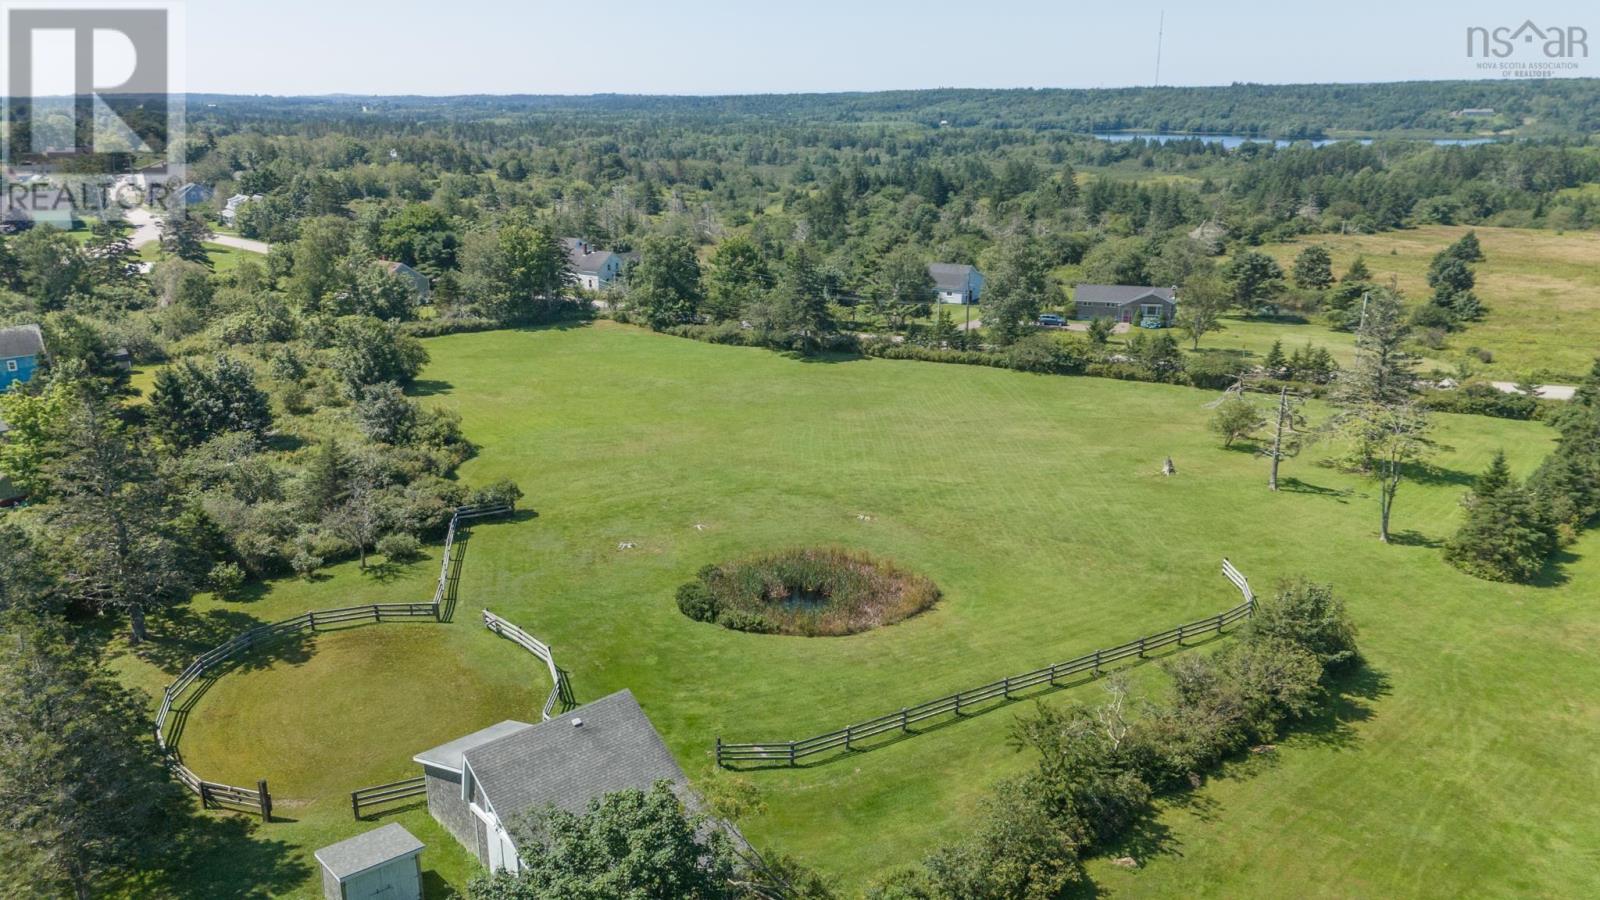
[113,322,1600,898]
[1258,225,1600,381]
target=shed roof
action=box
[463,690,688,822]
[413,719,534,774]
[314,823,424,881]
[1073,284,1176,305]
[0,324,44,359]
[928,263,978,292]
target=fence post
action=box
[954,692,962,715]
[715,737,723,768]
[1138,636,1146,659]
[900,708,910,732]
[845,725,853,750]
[1047,663,1058,687]
[308,610,317,632]
[1177,624,1185,646]
[1093,649,1102,676]
[351,791,361,820]
[371,604,380,623]
[788,742,797,766]
[258,780,271,823]
[199,782,211,808]
[1215,613,1225,633]
[1002,677,1011,699]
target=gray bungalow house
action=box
[1073,284,1178,327]
[928,263,984,305]
[413,690,690,874]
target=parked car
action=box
[1037,314,1066,328]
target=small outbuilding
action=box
[314,823,424,900]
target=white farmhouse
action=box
[563,238,622,291]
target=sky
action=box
[169,0,1595,95]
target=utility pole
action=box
[1154,11,1165,86]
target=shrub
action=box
[376,532,422,563]
[675,582,721,623]
[290,548,323,580]
[1248,579,1360,675]
[1209,394,1266,448]
[207,562,246,599]
[1419,383,1541,421]
[468,479,524,509]
[398,316,503,338]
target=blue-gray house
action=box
[0,324,45,390]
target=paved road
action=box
[122,207,269,255]
[208,233,270,254]
[1491,381,1577,401]
[123,207,161,248]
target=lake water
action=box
[1092,133,1500,149]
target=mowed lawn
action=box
[1260,225,1600,380]
[115,321,1600,897]
[424,323,1598,897]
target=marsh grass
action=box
[680,548,941,636]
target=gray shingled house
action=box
[1072,284,1178,326]
[412,690,690,873]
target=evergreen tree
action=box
[1446,452,1557,582]
[0,610,186,899]
[1442,230,1485,263]
[40,399,190,643]
[1292,245,1334,290]
[1335,287,1415,407]
[1263,339,1287,375]
[1342,256,1373,283]
[1222,250,1285,310]
[148,355,274,450]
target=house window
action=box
[5,359,17,372]
[1140,304,1164,321]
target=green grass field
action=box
[115,322,1600,897]
[1259,225,1600,381]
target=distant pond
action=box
[1092,132,1501,149]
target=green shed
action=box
[314,823,424,900]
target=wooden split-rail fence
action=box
[153,503,513,820]
[350,776,428,820]
[717,559,1257,768]
[483,610,569,721]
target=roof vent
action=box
[571,717,584,728]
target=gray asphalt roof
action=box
[563,238,618,275]
[463,689,688,822]
[928,263,978,292]
[0,324,44,359]
[314,823,423,880]
[413,719,534,773]
[1073,284,1176,304]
